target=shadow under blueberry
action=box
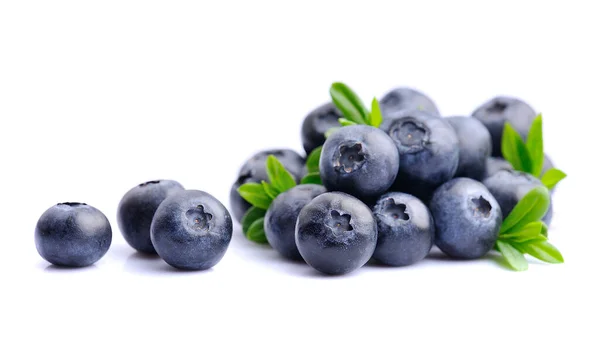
[123,251,213,275]
[43,264,98,272]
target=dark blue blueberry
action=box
[151,190,233,270]
[471,96,537,157]
[35,203,112,267]
[380,87,440,117]
[295,192,377,275]
[447,116,492,181]
[319,125,399,202]
[264,184,327,261]
[483,170,553,226]
[380,109,459,201]
[372,192,434,266]
[301,102,342,155]
[430,178,502,259]
[485,157,514,179]
[117,179,184,254]
[230,149,305,222]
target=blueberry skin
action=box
[430,178,502,259]
[472,96,537,157]
[35,203,112,267]
[483,170,553,226]
[264,184,327,261]
[230,149,305,222]
[151,190,233,270]
[372,192,434,266]
[301,102,342,155]
[319,125,400,202]
[485,157,514,179]
[447,116,492,181]
[380,87,440,117]
[380,110,459,200]
[295,192,377,275]
[117,180,184,254]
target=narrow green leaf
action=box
[241,207,266,236]
[306,146,322,174]
[339,118,358,126]
[500,221,543,242]
[514,241,564,264]
[329,82,368,124]
[526,115,544,177]
[324,127,339,138]
[261,181,279,200]
[238,183,272,210]
[369,97,383,127]
[500,186,550,233]
[246,217,268,244]
[266,155,296,193]
[541,168,567,190]
[301,172,322,185]
[496,240,529,271]
[502,122,532,173]
[541,222,548,238]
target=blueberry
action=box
[542,154,554,175]
[117,180,184,254]
[380,87,440,117]
[380,109,459,200]
[472,96,537,157]
[319,125,399,202]
[264,184,327,260]
[35,203,112,267]
[230,149,305,222]
[301,102,342,155]
[372,192,434,266]
[485,157,514,179]
[430,178,502,259]
[151,190,233,270]
[295,192,377,275]
[446,116,492,181]
[483,170,553,226]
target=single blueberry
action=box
[117,179,184,254]
[447,116,492,181]
[264,184,327,261]
[35,203,112,267]
[295,192,377,275]
[372,192,434,266]
[483,170,553,226]
[485,157,514,179]
[230,148,306,222]
[430,178,502,259]
[471,96,537,157]
[380,109,459,201]
[379,87,440,117]
[319,125,400,202]
[151,190,233,270]
[301,102,342,155]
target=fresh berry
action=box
[372,192,434,266]
[485,157,514,179]
[35,203,112,267]
[117,180,184,254]
[151,190,233,270]
[446,116,492,181]
[301,102,341,155]
[430,178,502,259]
[295,192,377,275]
[379,87,440,117]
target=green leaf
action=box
[514,241,564,264]
[246,217,268,244]
[339,118,358,126]
[496,240,529,271]
[541,168,567,190]
[368,97,383,127]
[238,183,272,210]
[266,155,296,193]
[526,115,544,177]
[261,181,279,200]
[500,186,550,234]
[301,172,322,185]
[502,122,532,173]
[329,82,368,124]
[241,207,266,236]
[541,222,548,238]
[500,221,544,242]
[305,146,322,174]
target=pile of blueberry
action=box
[231,83,566,274]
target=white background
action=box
[1,1,598,343]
